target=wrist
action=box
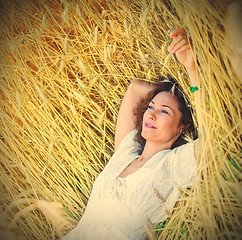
[186,67,199,86]
[185,66,196,74]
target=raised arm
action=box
[168,28,200,159]
[168,28,200,113]
[114,79,156,151]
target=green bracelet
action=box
[189,86,199,93]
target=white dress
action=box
[62,130,197,240]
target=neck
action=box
[139,141,172,162]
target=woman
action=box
[62,28,200,240]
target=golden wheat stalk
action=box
[0,0,241,239]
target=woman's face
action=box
[141,91,183,148]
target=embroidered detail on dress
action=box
[164,159,170,166]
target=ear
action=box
[177,124,184,135]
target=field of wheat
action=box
[0,0,241,239]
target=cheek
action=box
[166,117,177,126]
[157,116,179,130]
[142,110,148,122]
[141,111,149,131]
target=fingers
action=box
[174,44,191,54]
[170,28,186,38]
[168,34,190,53]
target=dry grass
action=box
[0,0,241,239]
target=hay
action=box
[0,0,241,239]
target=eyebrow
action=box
[150,100,173,111]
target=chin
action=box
[141,130,152,141]
[141,130,147,140]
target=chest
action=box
[117,158,148,178]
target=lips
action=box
[145,123,156,128]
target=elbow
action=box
[126,78,142,96]
[129,78,153,96]
[129,78,142,89]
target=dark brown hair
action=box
[133,76,197,153]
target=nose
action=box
[148,111,156,120]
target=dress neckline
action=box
[116,154,139,179]
[116,149,170,180]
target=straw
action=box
[0,0,241,239]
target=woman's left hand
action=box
[168,28,195,71]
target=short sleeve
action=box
[109,129,140,164]
[171,141,197,188]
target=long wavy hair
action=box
[133,76,197,154]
